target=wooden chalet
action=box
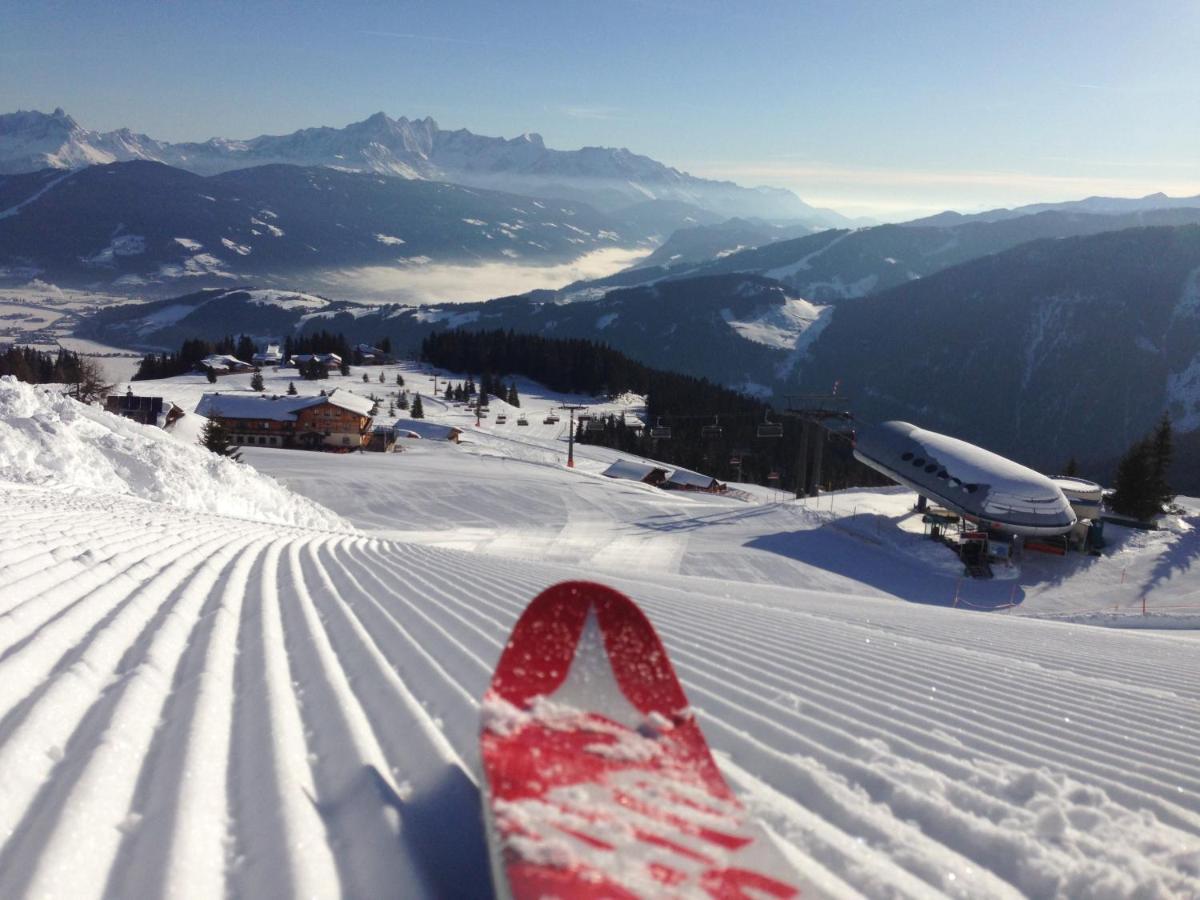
[197,389,375,450]
[601,459,669,487]
[665,468,726,493]
[104,391,184,428]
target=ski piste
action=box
[480,581,806,898]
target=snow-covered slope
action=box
[0,376,342,529]
[1,366,1197,897]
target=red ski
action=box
[480,581,804,898]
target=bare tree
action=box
[65,356,114,404]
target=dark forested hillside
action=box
[421,329,884,490]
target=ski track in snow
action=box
[2,480,1198,898]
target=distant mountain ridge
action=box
[904,191,1200,227]
[0,108,850,228]
[0,160,636,292]
[604,206,1200,302]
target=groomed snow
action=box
[0,364,1197,898]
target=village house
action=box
[664,468,726,493]
[197,354,257,376]
[196,388,375,450]
[601,459,669,487]
[354,343,385,363]
[105,390,185,428]
[287,352,342,370]
[252,344,283,366]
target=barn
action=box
[665,468,726,493]
[601,459,669,486]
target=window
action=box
[936,469,949,479]
[924,464,938,473]
[966,484,979,493]
[912,458,924,467]
[901,452,914,461]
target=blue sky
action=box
[4,0,1198,219]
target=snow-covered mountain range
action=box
[0,108,850,227]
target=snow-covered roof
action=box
[200,354,252,369]
[392,419,462,440]
[602,459,667,481]
[323,389,374,417]
[666,469,721,489]
[197,388,374,421]
[1051,476,1103,502]
[197,394,313,421]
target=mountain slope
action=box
[799,225,1200,472]
[0,160,636,292]
[609,207,1200,302]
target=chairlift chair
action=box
[543,414,560,425]
[650,417,671,440]
[757,416,783,438]
[517,415,529,426]
[586,417,605,433]
[495,413,507,424]
[701,416,723,438]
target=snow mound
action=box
[0,377,345,530]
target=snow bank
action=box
[0,377,345,530]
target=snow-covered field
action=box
[1,366,1198,898]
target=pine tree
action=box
[398,391,409,410]
[250,371,265,392]
[205,367,217,384]
[411,394,425,419]
[378,371,385,383]
[235,335,255,363]
[507,382,520,407]
[1063,456,1079,477]
[339,360,351,377]
[200,419,241,460]
[287,380,297,395]
[1150,413,1174,507]
[362,372,369,382]
[395,373,404,386]
[1111,437,1158,520]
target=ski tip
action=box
[487,581,689,717]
